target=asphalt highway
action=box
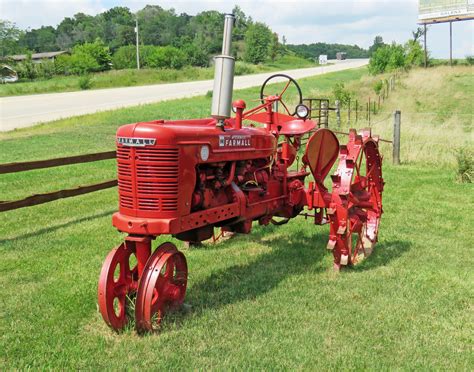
[0,59,368,132]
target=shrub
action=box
[113,44,206,70]
[139,45,158,68]
[455,147,473,183]
[68,52,100,74]
[14,55,56,80]
[15,53,36,80]
[78,75,93,90]
[72,39,112,72]
[234,62,256,76]
[466,55,474,65]
[373,80,384,95]
[182,43,209,67]
[332,82,353,106]
[36,60,55,79]
[148,46,187,69]
[54,54,71,75]
[112,45,136,69]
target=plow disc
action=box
[328,129,384,270]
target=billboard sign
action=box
[419,0,474,23]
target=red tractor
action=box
[98,14,384,333]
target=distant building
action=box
[0,65,18,83]
[319,54,328,65]
[6,51,69,63]
[336,52,347,60]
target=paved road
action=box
[0,59,368,132]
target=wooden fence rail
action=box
[0,180,117,212]
[1,150,117,212]
[0,150,116,175]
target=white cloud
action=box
[1,0,472,57]
[1,0,106,29]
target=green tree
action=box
[19,26,58,52]
[412,27,425,42]
[137,5,191,47]
[269,32,280,61]
[369,35,385,56]
[188,10,224,55]
[405,39,424,67]
[100,7,135,51]
[286,42,368,59]
[0,20,24,57]
[244,22,272,64]
[232,5,250,42]
[368,43,405,74]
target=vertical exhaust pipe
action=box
[211,14,235,127]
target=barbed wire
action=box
[329,110,473,116]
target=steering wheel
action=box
[260,74,303,116]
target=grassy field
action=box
[0,55,317,97]
[1,66,472,369]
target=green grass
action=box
[0,55,317,97]
[1,67,472,369]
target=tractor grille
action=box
[117,145,179,213]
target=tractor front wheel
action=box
[135,242,188,333]
[98,242,139,330]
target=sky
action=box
[1,0,473,58]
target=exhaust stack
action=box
[211,14,235,125]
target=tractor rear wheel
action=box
[327,129,384,270]
[135,242,188,333]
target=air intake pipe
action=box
[211,14,235,127]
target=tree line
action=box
[0,4,377,81]
[286,42,369,59]
[0,6,276,63]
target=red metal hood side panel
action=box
[116,119,277,162]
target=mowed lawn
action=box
[1,67,472,369]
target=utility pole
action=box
[135,18,140,70]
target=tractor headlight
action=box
[200,145,210,161]
[295,104,309,119]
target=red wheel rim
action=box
[135,242,188,333]
[98,241,138,330]
[328,129,384,268]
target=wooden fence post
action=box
[355,100,358,122]
[335,100,341,128]
[368,98,371,125]
[321,100,328,128]
[393,110,401,165]
[347,98,351,124]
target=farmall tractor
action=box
[98,14,384,333]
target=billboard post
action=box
[418,0,474,67]
[449,21,453,66]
